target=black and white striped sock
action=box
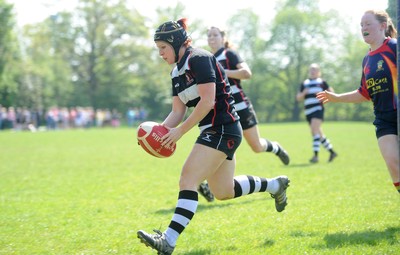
[312,134,321,153]
[320,136,333,150]
[164,190,198,246]
[265,139,280,154]
[233,175,279,198]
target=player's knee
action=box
[212,188,235,200]
[213,193,233,200]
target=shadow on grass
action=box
[155,199,256,215]
[262,238,275,247]
[181,248,213,255]
[290,230,319,238]
[323,227,400,248]
[286,163,318,168]
[181,244,241,254]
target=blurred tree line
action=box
[0,0,396,123]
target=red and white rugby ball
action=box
[137,121,176,158]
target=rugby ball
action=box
[137,121,176,158]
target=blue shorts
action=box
[373,111,398,138]
[196,121,242,160]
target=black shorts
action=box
[237,104,258,130]
[373,111,398,138]
[196,121,242,160]
[306,110,324,124]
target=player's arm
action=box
[225,62,252,80]
[296,88,308,101]
[161,83,215,147]
[178,82,215,134]
[162,96,187,128]
[316,90,368,104]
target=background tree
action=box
[21,12,75,110]
[4,0,392,125]
[386,0,396,24]
[0,0,20,107]
[71,0,149,112]
[225,0,373,122]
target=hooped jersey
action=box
[358,38,398,113]
[171,46,239,131]
[214,48,250,112]
[299,78,330,116]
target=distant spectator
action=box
[96,109,105,127]
[46,107,56,130]
[104,109,112,127]
[111,109,120,127]
[7,107,16,130]
[126,108,136,127]
[138,107,148,121]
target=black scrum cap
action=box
[154,21,188,63]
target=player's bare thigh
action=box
[378,134,399,181]
[179,143,227,191]
[310,118,323,135]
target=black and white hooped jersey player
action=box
[214,48,249,113]
[171,46,239,131]
[299,78,330,116]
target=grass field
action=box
[0,122,399,255]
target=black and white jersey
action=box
[171,46,239,131]
[214,48,249,112]
[299,78,329,116]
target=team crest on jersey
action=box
[185,72,194,84]
[376,60,384,72]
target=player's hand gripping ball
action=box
[137,121,176,158]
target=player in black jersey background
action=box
[207,26,290,163]
[197,26,291,202]
[207,26,290,164]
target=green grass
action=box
[0,122,399,255]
